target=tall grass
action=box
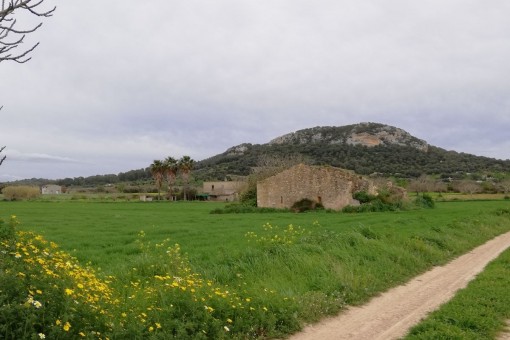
[1,201,510,338]
[1,186,40,200]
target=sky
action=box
[1,1,510,181]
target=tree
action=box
[178,156,194,201]
[407,175,434,194]
[454,180,481,195]
[0,146,6,167]
[1,0,56,63]
[150,160,164,200]
[497,179,510,194]
[163,156,178,201]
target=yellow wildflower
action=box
[63,322,71,331]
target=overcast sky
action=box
[1,1,509,181]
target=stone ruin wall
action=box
[257,164,376,211]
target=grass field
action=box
[1,200,510,338]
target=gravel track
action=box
[289,231,510,340]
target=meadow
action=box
[1,199,510,339]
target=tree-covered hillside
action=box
[194,123,510,180]
[194,143,510,180]
[4,123,510,186]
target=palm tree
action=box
[150,159,164,200]
[178,156,195,201]
[163,156,178,201]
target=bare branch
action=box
[0,0,55,63]
[0,146,6,167]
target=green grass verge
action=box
[404,247,510,340]
[1,201,510,338]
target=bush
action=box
[352,191,377,204]
[122,187,143,193]
[239,187,257,207]
[291,198,324,213]
[414,193,435,208]
[210,203,285,214]
[2,186,40,200]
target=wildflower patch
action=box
[1,217,293,339]
[245,222,311,246]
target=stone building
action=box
[41,184,62,195]
[202,181,247,202]
[257,164,376,210]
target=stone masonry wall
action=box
[257,164,375,211]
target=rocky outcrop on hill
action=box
[268,123,428,152]
[193,122,510,180]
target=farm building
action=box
[202,181,247,201]
[257,164,376,210]
[41,184,62,195]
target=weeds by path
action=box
[405,247,510,339]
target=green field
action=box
[1,200,510,339]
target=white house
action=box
[41,184,62,195]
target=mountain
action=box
[7,122,508,187]
[194,122,510,180]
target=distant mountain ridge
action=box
[196,122,510,180]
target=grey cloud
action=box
[6,150,81,164]
[1,0,509,179]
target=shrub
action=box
[2,186,40,200]
[353,191,376,204]
[122,187,143,193]
[342,197,407,213]
[414,193,435,208]
[210,203,285,214]
[239,187,257,207]
[291,198,324,213]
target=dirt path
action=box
[289,231,510,340]
[499,321,510,340]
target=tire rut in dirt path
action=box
[289,231,510,340]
